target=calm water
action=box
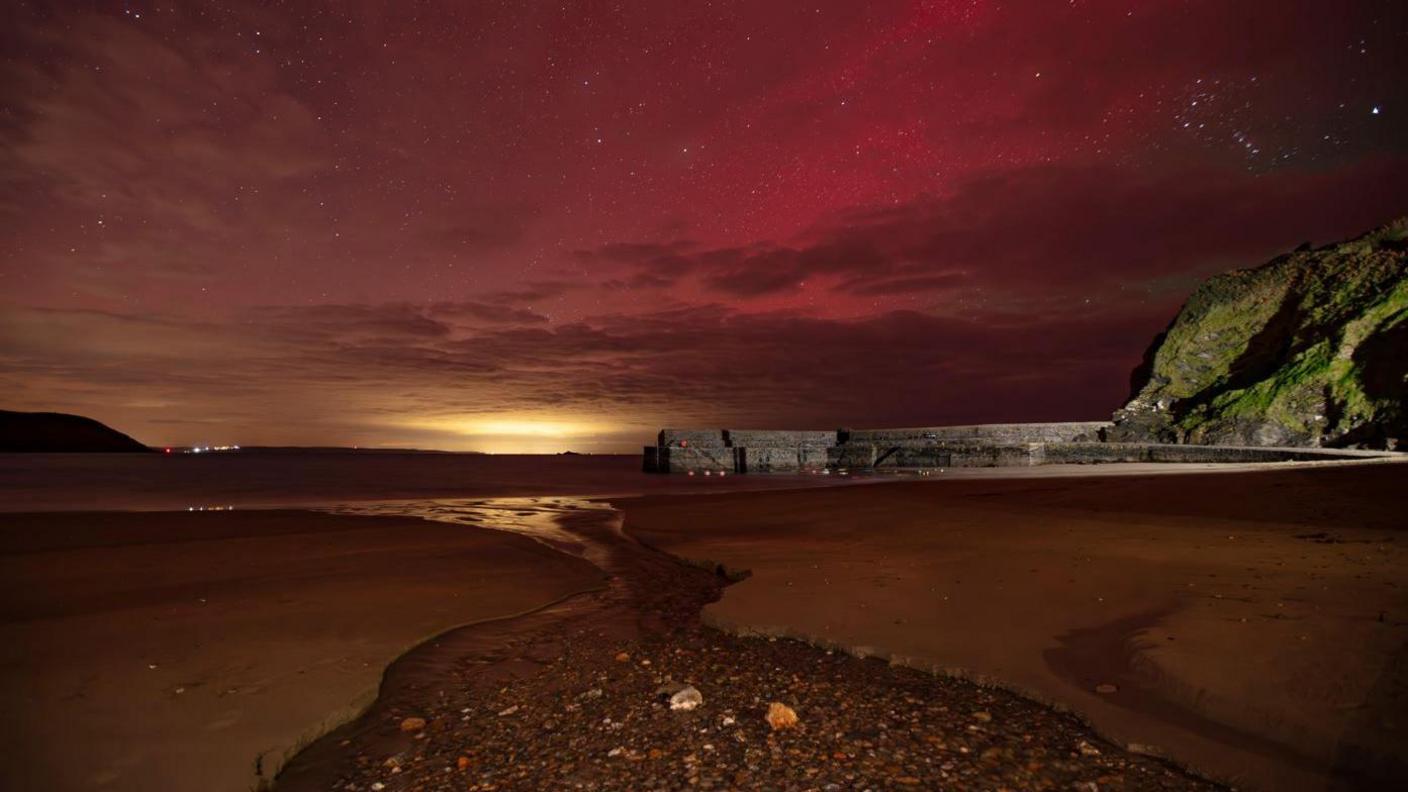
[0,452,855,512]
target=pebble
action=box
[670,685,704,711]
[399,716,427,732]
[766,702,799,730]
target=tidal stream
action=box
[273,497,1219,792]
[275,497,728,789]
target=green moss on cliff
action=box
[1111,218,1407,449]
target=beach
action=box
[620,461,1408,790]
[275,488,1217,792]
[0,452,835,792]
[1,458,1404,791]
[0,508,605,791]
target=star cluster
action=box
[1,1,1405,449]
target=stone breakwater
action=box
[642,422,1397,473]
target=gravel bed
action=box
[332,624,1220,791]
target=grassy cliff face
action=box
[1108,218,1408,449]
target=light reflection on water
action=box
[320,496,618,567]
[0,454,854,512]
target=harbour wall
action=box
[643,423,1396,473]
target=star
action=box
[3,0,1405,450]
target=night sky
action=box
[3,1,1406,452]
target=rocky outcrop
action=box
[0,409,150,452]
[1107,219,1408,450]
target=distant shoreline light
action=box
[171,444,241,454]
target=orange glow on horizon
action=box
[394,414,629,454]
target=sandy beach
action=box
[619,461,1408,791]
[275,487,1218,792]
[3,461,1403,791]
[0,508,605,792]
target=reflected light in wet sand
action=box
[324,497,616,568]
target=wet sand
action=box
[0,508,605,792]
[619,462,1408,791]
[276,496,1215,792]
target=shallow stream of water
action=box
[276,496,727,790]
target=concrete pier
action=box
[642,423,1397,473]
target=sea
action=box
[0,452,856,512]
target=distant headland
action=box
[0,409,151,453]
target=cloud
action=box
[846,274,969,297]
[0,12,330,281]
[427,302,550,324]
[248,304,454,342]
[0,295,1163,449]
[0,7,545,309]
[482,281,581,304]
[3,0,1404,452]
[584,157,1408,304]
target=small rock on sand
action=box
[670,686,703,711]
[766,702,798,730]
[614,651,630,662]
[399,717,427,732]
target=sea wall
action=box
[834,442,1041,469]
[645,445,737,474]
[846,422,1108,445]
[653,427,837,473]
[1041,443,1394,465]
[643,423,1396,473]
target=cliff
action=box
[1107,218,1408,449]
[0,409,151,452]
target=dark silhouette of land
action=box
[0,409,149,453]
